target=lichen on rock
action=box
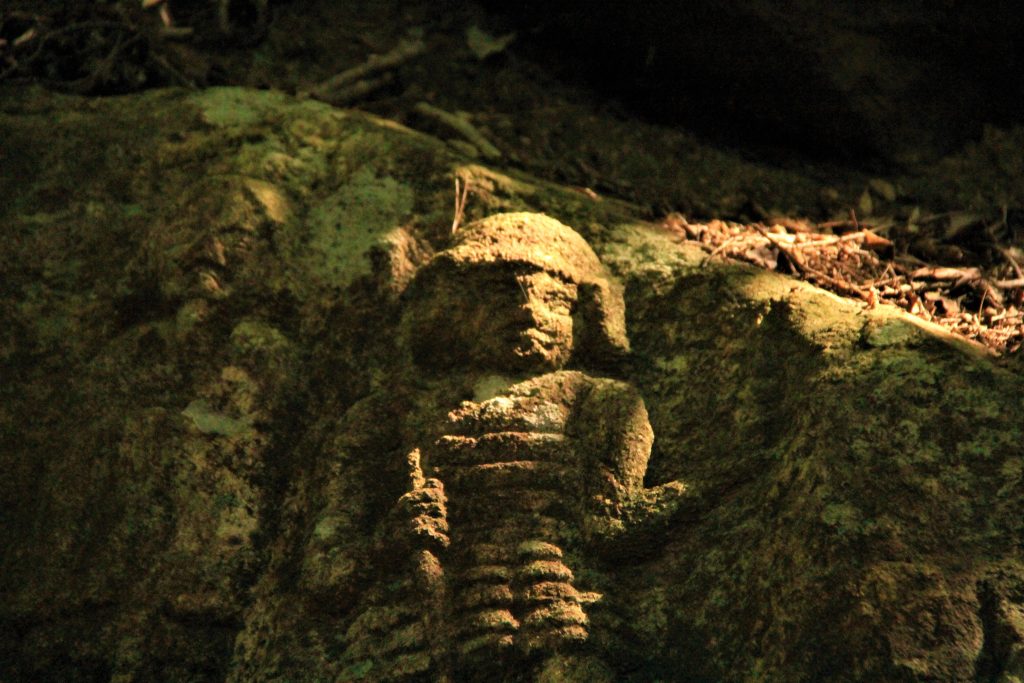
[2,85,1023,683]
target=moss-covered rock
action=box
[1,85,1022,682]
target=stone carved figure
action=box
[338,213,685,681]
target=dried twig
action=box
[700,234,738,263]
[910,266,983,282]
[752,223,869,300]
[451,175,470,234]
[1000,247,1024,281]
[790,230,891,251]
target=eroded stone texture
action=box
[400,213,630,374]
[5,87,1024,683]
[334,214,685,681]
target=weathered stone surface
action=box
[2,85,1023,682]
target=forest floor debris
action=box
[664,213,1024,354]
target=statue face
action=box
[405,264,579,373]
[509,270,578,369]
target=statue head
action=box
[401,213,629,373]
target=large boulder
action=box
[1,86,1022,681]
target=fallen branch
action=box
[790,229,893,252]
[910,266,983,282]
[413,101,501,159]
[305,34,425,103]
[314,73,394,106]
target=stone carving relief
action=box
[331,213,686,681]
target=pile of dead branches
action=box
[0,1,268,94]
[663,213,1024,355]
